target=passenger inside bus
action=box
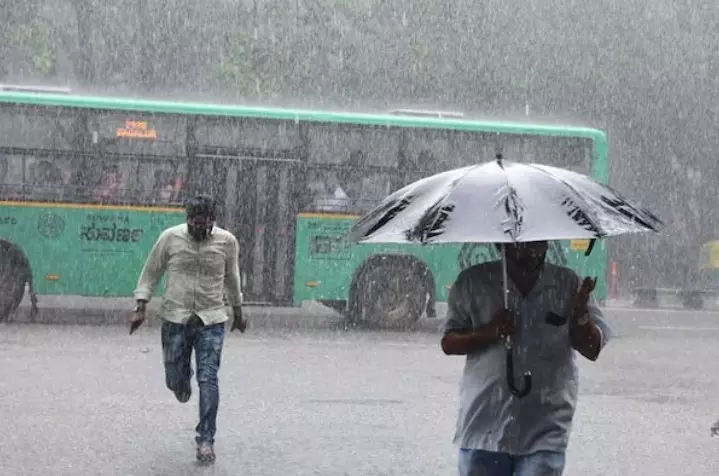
[92,164,126,202]
[307,149,391,213]
[337,149,390,212]
[28,158,65,200]
[154,171,184,204]
[311,175,351,212]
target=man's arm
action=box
[224,235,243,308]
[570,294,611,362]
[133,231,170,304]
[440,274,507,355]
[441,325,506,356]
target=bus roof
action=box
[0,90,606,142]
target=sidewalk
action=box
[8,294,451,333]
[9,295,342,330]
[8,293,712,331]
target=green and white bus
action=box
[0,87,608,327]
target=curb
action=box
[6,299,446,334]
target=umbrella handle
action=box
[506,346,532,398]
[502,246,531,397]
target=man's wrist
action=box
[135,300,147,312]
[473,325,502,343]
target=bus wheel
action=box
[353,264,426,330]
[0,240,29,323]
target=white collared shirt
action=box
[134,224,243,325]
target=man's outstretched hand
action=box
[129,307,146,335]
[231,306,247,333]
[570,276,598,320]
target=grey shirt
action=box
[442,261,611,455]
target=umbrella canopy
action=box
[348,159,663,245]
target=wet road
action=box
[2,307,719,476]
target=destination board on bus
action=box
[88,112,186,157]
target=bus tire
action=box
[0,240,30,323]
[348,257,430,330]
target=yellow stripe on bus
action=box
[297,212,360,219]
[0,200,184,213]
[0,203,365,218]
[0,202,369,218]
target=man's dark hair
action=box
[186,194,217,219]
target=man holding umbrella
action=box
[346,156,661,476]
[441,240,612,476]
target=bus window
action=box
[449,132,593,173]
[137,159,187,204]
[403,129,453,173]
[70,157,137,204]
[196,117,301,152]
[404,129,508,174]
[158,175,184,204]
[0,153,24,200]
[92,164,126,202]
[0,106,79,150]
[449,131,510,168]
[518,135,593,173]
[305,169,351,212]
[304,167,390,214]
[307,124,400,166]
[24,156,73,201]
[345,170,391,213]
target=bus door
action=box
[185,156,230,224]
[224,157,300,305]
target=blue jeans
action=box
[161,316,225,446]
[458,449,566,476]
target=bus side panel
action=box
[291,215,453,303]
[293,215,358,303]
[0,204,184,297]
[293,215,608,304]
